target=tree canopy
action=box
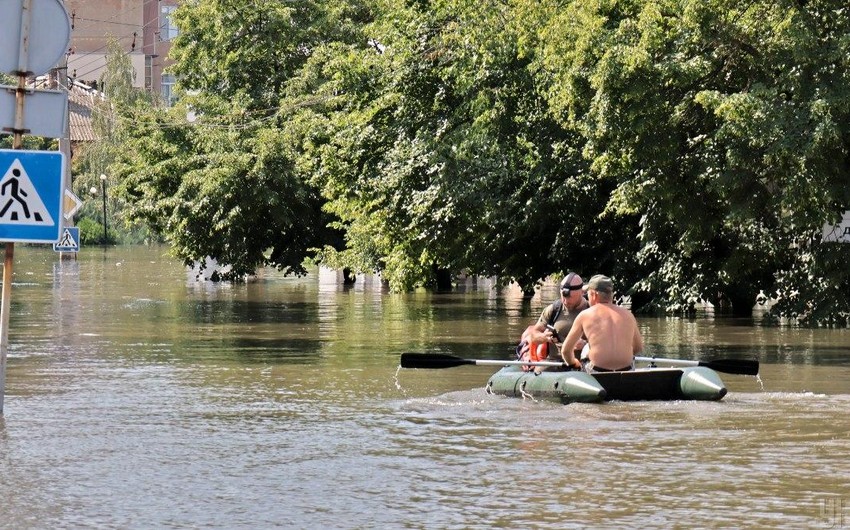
[108,0,850,324]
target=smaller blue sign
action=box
[53,226,80,252]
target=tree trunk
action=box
[722,288,756,318]
[433,266,453,291]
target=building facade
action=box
[64,0,178,104]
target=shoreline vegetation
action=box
[61,0,850,326]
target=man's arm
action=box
[525,307,555,344]
[527,320,550,343]
[631,314,644,355]
[560,315,585,369]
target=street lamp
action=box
[99,174,108,243]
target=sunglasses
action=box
[561,284,583,292]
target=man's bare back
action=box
[560,275,644,371]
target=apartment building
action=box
[64,0,179,104]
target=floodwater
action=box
[1,245,849,529]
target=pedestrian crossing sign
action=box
[53,226,79,252]
[0,149,64,243]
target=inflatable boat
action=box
[400,352,759,403]
[485,364,728,402]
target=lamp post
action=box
[89,185,98,240]
[99,174,108,243]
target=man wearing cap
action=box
[518,272,589,372]
[559,274,644,372]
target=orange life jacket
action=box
[519,326,550,372]
[515,299,564,372]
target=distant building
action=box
[822,211,850,243]
[7,2,180,158]
[64,0,179,105]
[67,80,99,152]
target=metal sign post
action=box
[0,0,71,414]
[0,0,30,415]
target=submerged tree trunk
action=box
[725,288,757,318]
[433,266,453,292]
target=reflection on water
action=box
[0,245,849,528]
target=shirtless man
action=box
[560,275,643,372]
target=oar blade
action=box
[400,353,474,369]
[701,358,760,376]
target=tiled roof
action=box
[68,84,98,143]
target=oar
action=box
[635,356,759,376]
[400,352,566,370]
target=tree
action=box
[529,0,850,319]
[106,0,850,324]
[288,0,636,293]
[73,38,154,244]
[113,0,369,277]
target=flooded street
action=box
[1,246,848,528]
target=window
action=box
[160,6,179,41]
[144,56,152,90]
[161,74,176,106]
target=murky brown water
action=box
[1,245,848,528]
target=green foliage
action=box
[110,0,364,278]
[77,216,114,245]
[287,0,636,292]
[169,0,371,109]
[528,0,850,320]
[0,136,56,150]
[97,0,850,324]
[73,38,155,245]
[770,239,850,326]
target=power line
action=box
[80,93,334,132]
[73,16,144,29]
[68,0,167,80]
